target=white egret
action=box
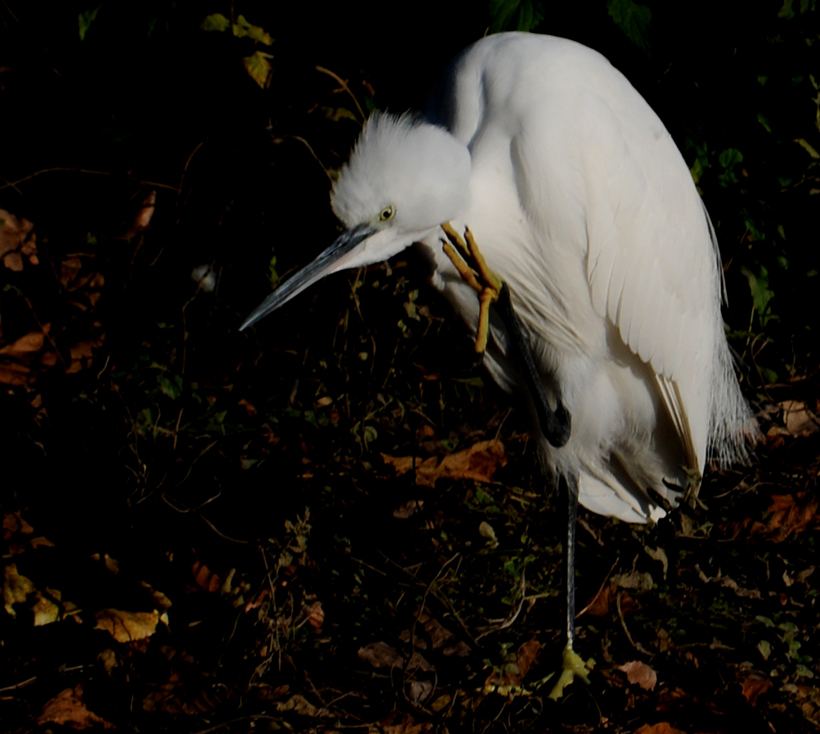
[242,32,755,697]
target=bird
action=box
[241,32,755,697]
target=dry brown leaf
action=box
[484,638,542,692]
[91,553,120,575]
[585,582,616,617]
[95,608,159,642]
[750,493,819,542]
[0,328,46,358]
[740,677,773,706]
[0,209,38,270]
[357,642,434,672]
[779,400,820,437]
[131,190,156,232]
[32,590,61,626]
[192,561,223,592]
[516,638,541,679]
[619,660,658,690]
[99,648,119,674]
[393,499,423,518]
[0,324,55,386]
[305,600,324,631]
[140,581,172,611]
[383,718,432,734]
[3,563,35,616]
[634,724,687,734]
[382,439,507,488]
[142,671,225,715]
[37,685,114,729]
[276,693,329,717]
[2,512,34,539]
[358,641,405,669]
[424,617,455,649]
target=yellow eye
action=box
[378,206,394,222]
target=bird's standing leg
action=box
[441,222,587,696]
[548,473,594,700]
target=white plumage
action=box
[244,31,754,524]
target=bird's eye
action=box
[378,206,395,222]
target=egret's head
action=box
[241,113,471,330]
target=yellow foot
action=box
[440,222,503,354]
[548,643,594,701]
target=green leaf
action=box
[758,640,772,660]
[606,0,651,54]
[233,15,274,45]
[159,373,183,400]
[488,0,544,33]
[79,6,101,41]
[741,263,777,326]
[200,13,231,33]
[717,148,744,186]
[243,51,273,89]
[778,0,796,19]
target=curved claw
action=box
[440,223,503,354]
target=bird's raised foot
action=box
[440,222,503,354]
[548,643,594,701]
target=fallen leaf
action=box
[751,493,819,542]
[516,638,541,678]
[423,616,456,649]
[358,641,405,669]
[634,724,687,734]
[132,190,156,232]
[393,499,423,518]
[780,400,820,436]
[37,685,114,729]
[484,638,542,692]
[3,563,35,616]
[142,671,227,715]
[99,648,119,674]
[192,561,223,592]
[740,677,773,706]
[584,582,616,617]
[305,600,324,631]
[32,591,61,626]
[95,608,159,642]
[382,439,507,488]
[357,642,434,672]
[276,693,329,717]
[619,660,658,690]
[0,209,38,270]
[3,511,34,539]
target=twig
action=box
[315,66,367,122]
[616,590,651,656]
[0,675,37,693]
[0,167,179,192]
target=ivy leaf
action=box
[742,263,777,326]
[243,51,273,89]
[488,0,544,33]
[233,15,274,46]
[200,13,231,33]
[78,6,101,41]
[607,0,651,54]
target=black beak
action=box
[240,224,375,331]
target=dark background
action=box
[1,2,819,732]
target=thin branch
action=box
[315,66,367,122]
